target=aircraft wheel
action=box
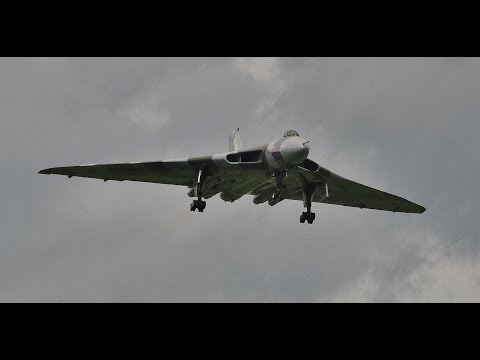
[190,201,197,212]
[307,213,315,224]
[301,212,315,224]
[191,200,206,212]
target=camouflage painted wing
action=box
[38,160,196,186]
[282,163,426,214]
[38,157,270,199]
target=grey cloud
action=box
[1,57,479,302]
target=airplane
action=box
[39,129,426,224]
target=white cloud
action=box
[397,254,480,303]
[232,57,283,86]
[328,270,380,303]
[329,231,480,302]
[118,92,171,131]
[232,58,287,123]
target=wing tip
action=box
[409,203,426,214]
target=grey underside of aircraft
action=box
[39,129,426,224]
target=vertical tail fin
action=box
[229,128,243,152]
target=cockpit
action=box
[283,130,300,137]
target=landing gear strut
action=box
[300,183,316,224]
[190,166,208,212]
[273,170,287,200]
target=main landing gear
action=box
[268,170,287,206]
[190,166,208,213]
[300,183,316,224]
[190,199,206,212]
[300,209,315,224]
[272,170,316,224]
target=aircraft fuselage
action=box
[265,133,310,170]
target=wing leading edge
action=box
[38,160,196,186]
[38,156,270,200]
[39,156,425,214]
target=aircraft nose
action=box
[280,137,310,164]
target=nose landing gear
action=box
[300,183,316,224]
[273,170,287,201]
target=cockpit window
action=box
[283,130,300,137]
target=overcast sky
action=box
[1,57,479,302]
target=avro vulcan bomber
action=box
[39,129,425,224]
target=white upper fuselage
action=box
[212,130,310,173]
